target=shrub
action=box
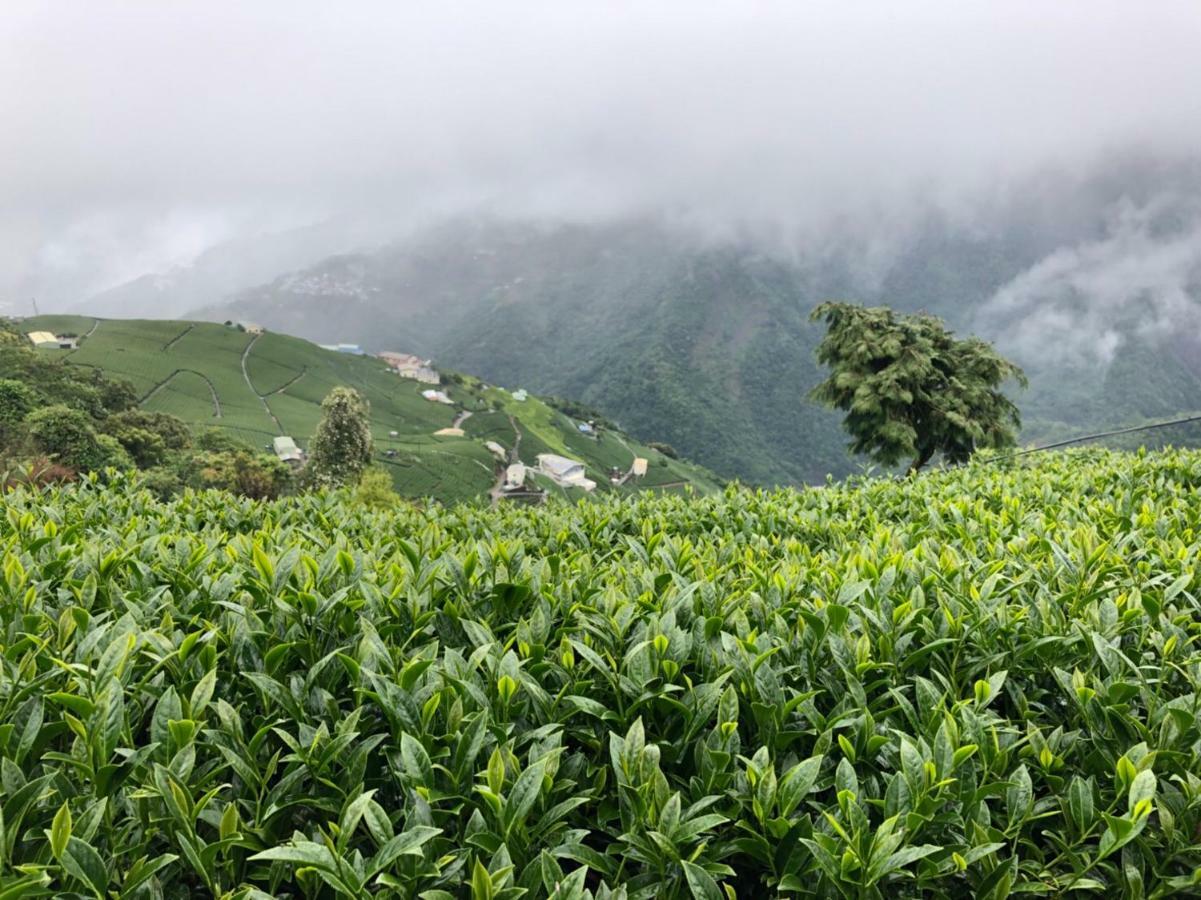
[354,465,401,509]
[25,404,115,472]
[185,448,292,499]
[650,440,679,459]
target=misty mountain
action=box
[75,219,386,319]
[182,161,1201,485]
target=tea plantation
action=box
[2,448,1201,897]
[20,316,719,502]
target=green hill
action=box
[20,315,721,502]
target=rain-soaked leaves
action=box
[1,449,1201,896]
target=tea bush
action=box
[2,448,1201,897]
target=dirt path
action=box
[452,409,474,428]
[83,318,100,338]
[240,333,285,434]
[140,369,222,418]
[488,414,525,505]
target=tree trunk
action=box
[908,446,935,475]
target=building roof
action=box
[27,331,58,345]
[536,453,585,478]
[272,436,303,460]
[433,427,465,437]
[632,457,648,476]
[378,351,428,366]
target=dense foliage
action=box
[305,387,374,489]
[811,303,1027,473]
[3,448,1201,897]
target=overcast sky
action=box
[4,1,1201,305]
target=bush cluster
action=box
[1,449,1200,896]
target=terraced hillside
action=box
[22,316,720,502]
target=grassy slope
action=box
[23,316,720,502]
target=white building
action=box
[433,427,465,437]
[511,388,528,402]
[631,457,648,477]
[503,463,526,491]
[421,389,454,405]
[535,453,596,491]
[485,441,507,459]
[272,436,304,466]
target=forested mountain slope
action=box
[189,160,1201,484]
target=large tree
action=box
[305,387,374,488]
[810,302,1026,473]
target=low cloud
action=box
[978,192,1201,366]
[3,1,1201,306]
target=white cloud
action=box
[979,192,1201,365]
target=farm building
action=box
[378,351,439,384]
[535,453,597,492]
[577,422,595,435]
[485,441,507,459]
[631,457,648,477]
[27,331,74,349]
[422,389,454,405]
[272,436,304,466]
[433,427,465,437]
[238,322,264,335]
[503,463,526,491]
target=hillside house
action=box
[433,427,465,437]
[238,322,264,335]
[632,457,648,477]
[535,453,597,492]
[378,351,440,384]
[577,422,595,435]
[485,441,507,459]
[511,389,528,402]
[272,436,304,467]
[422,389,453,405]
[503,463,526,491]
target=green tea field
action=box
[1,448,1200,896]
[22,317,719,502]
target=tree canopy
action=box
[810,302,1026,473]
[305,386,374,488]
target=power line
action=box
[991,412,1201,462]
